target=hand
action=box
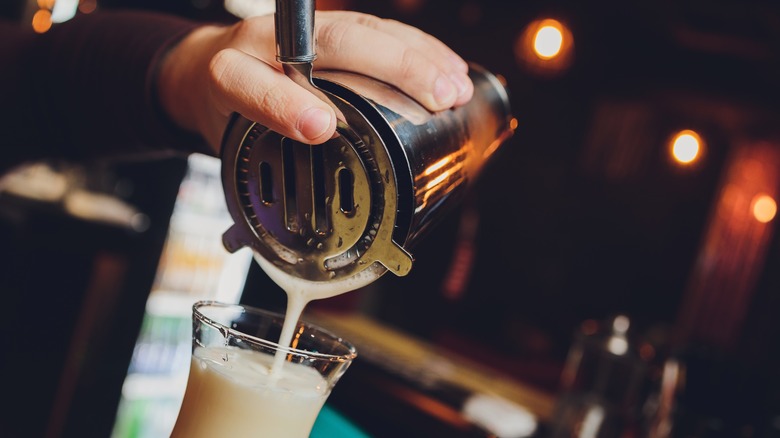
[156,10,473,154]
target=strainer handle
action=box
[274,0,317,63]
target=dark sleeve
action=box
[0,10,213,175]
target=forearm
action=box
[0,9,473,175]
[0,10,211,174]
[157,23,230,152]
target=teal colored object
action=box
[310,404,371,438]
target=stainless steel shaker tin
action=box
[220,63,515,282]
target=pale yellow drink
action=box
[171,346,329,438]
[170,254,367,438]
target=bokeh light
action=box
[515,18,574,76]
[533,24,564,59]
[78,0,98,13]
[32,9,53,33]
[752,194,777,223]
[670,129,703,165]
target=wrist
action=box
[156,24,225,152]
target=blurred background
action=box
[3,0,780,437]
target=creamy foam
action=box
[171,253,371,437]
[171,346,328,438]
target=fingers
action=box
[199,11,472,149]
[314,11,473,109]
[209,48,336,144]
[360,16,474,107]
[334,12,469,74]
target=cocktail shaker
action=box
[220,0,515,283]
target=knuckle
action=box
[352,12,383,29]
[316,20,350,57]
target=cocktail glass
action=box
[170,300,357,438]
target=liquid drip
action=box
[251,252,381,376]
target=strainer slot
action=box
[338,168,355,215]
[281,138,299,233]
[310,146,329,235]
[258,161,273,205]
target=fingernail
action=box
[434,76,457,106]
[298,107,332,141]
[449,73,469,97]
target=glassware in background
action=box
[549,315,648,438]
[642,344,780,438]
[170,301,357,438]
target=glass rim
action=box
[192,300,357,362]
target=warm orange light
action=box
[533,23,564,59]
[393,0,424,14]
[32,9,52,33]
[670,130,702,165]
[79,0,97,13]
[752,194,777,223]
[515,18,574,76]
